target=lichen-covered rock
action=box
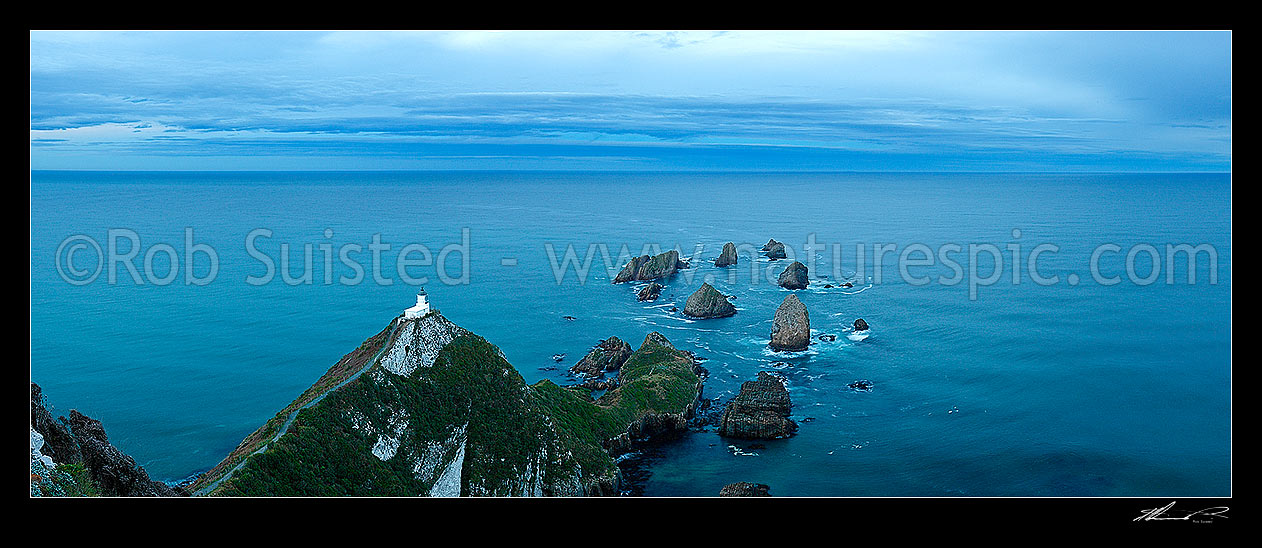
[636,282,663,302]
[682,283,737,319]
[569,336,633,378]
[770,294,810,351]
[719,482,772,497]
[777,261,809,290]
[613,250,689,284]
[718,372,797,439]
[854,318,870,331]
[714,242,738,267]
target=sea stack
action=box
[636,282,663,302]
[777,261,809,290]
[714,242,738,267]
[683,283,737,319]
[764,240,787,260]
[853,318,869,332]
[613,250,689,284]
[718,371,797,439]
[769,294,810,351]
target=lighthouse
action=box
[403,287,431,320]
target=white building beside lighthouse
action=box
[403,288,431,320]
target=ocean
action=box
[29,171,1231,496]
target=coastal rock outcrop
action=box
[714,242,738,267]
[682,283,737,319]
[636,282,663,302]
[192,312,703,498]
[761,239,780,251]
[719,482,772,497]
[30,383,183,497]
[769,294,810,352]
[613,250,690,284]
[854,318,870,332]
[569,336,633,378]
[718,371,797,439]
[66,410,183,497]
[764,241,786,260]
[777,261,809,289]
[30,383,80,465]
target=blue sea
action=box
[29,171,1231,496]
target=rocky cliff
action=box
[192,311,703,497]
[30,383,184,497]
[714,242,738,267]
[569,336,633,379]
[777,261,809,289]
[769,294,810,351]
[718,372,797,440]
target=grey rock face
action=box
[682,283,737,319]
[719,482,772,497]
[30,383,80,465]
[613,250,689,284]
[569,337,633,378]
[718,372,797,439]
[769,294,810,351]
[714,242,738,267]
[66,410,182,497]
[777,261,809,290]
[636,282,663,302]
[761,239,780,251]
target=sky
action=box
[29,30,1231,171]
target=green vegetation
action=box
[204,320,701,497]
[189,321,396,493]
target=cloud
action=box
[29,31,1231,171]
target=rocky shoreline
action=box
[35,237,872,497]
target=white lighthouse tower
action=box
[403,287,431,320]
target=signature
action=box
[1134,501,1229,522]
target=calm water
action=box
[29,171,1231,496]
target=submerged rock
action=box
[714,242,738,267]
[613,250,690,284]
[569,337,633,378]
[777,261,809,290]
[853,318,870,332]
[818,334,836,342]
[718,372,797,439]
[636,282,663,302]
[848,380,874,392]
[769,294,810,352]
[683,283,737,319]
[720,482,772,497]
